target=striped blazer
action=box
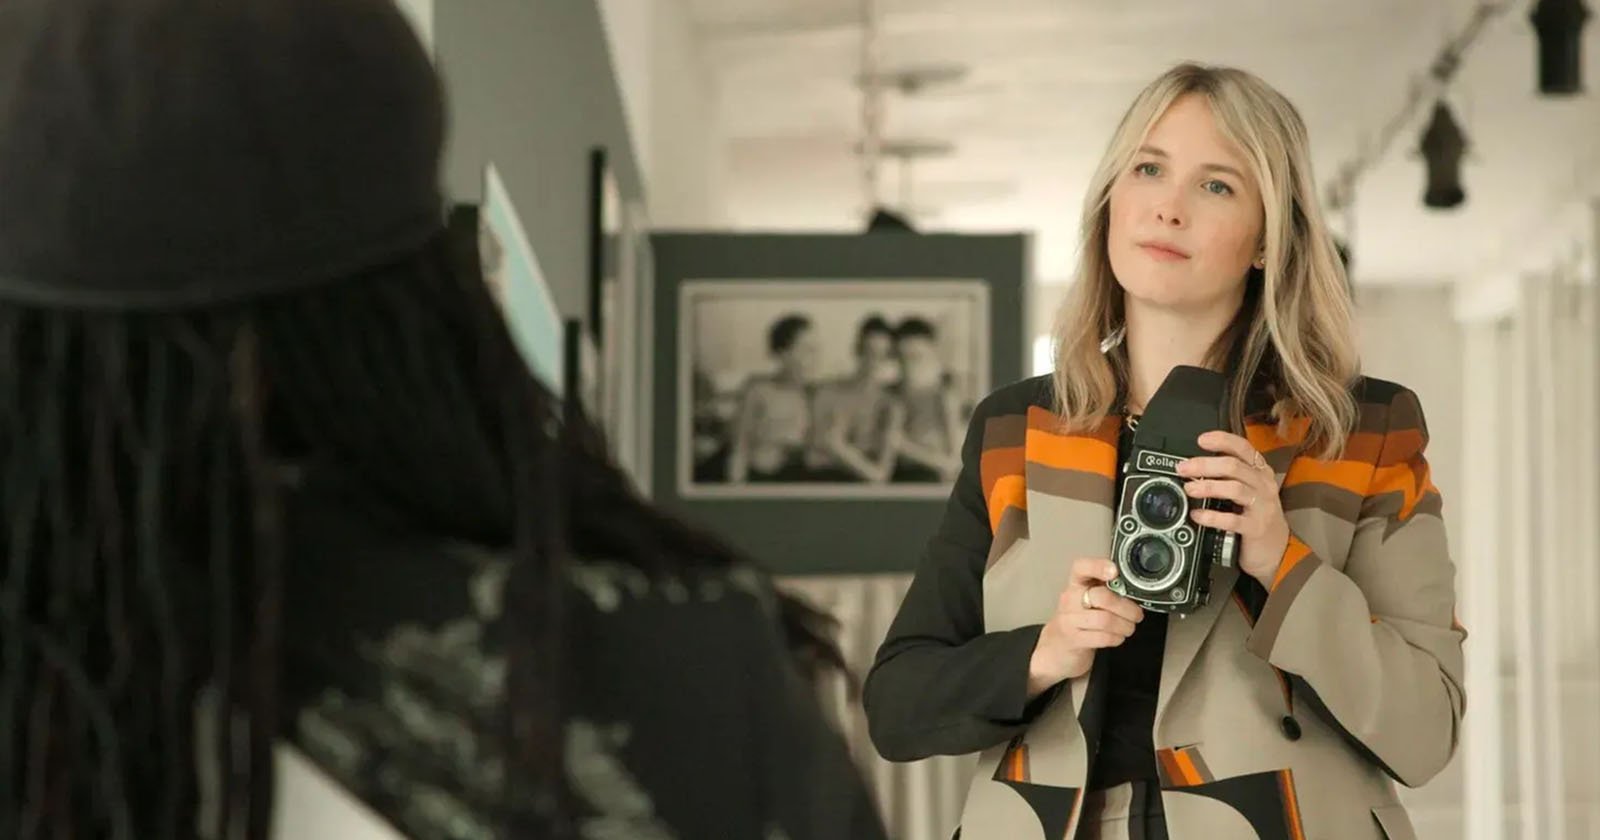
[864,374,1465,840]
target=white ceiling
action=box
[686,0,1600,286]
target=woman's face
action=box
[1106,93,1264,315]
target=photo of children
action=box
[680,280,989,499]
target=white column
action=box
[1519,271,1570,840]
[1556,257,1597,667]
[1589,201,1600,676]
[1584,202,1600,838]
[1537,272,1571,839]
[1459,313,1507,840]
[1509,273,1545,839]
[1560,255,1600,838]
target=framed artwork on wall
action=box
[647,232,1028,575]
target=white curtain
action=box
[1458,233,1600,839]
[779,574,974,840]
[1458,312,1507,840]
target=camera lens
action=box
[1135,481,1185,530]
[1127,535,1174,579]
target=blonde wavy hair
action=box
[1052,62,1359,459]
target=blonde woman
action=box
[864,63,1463,840]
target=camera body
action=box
[1106,367,1240,616]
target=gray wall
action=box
[434,0,641,322]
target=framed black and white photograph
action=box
[679,279,990,499]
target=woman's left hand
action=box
[1176,431,1289,588]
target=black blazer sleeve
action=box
[862,382,1056,762]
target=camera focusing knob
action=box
[1219,531,1238,567]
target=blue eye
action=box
[1204,180,1234,196]
[1134,162,1161,177]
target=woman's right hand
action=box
[1025,557,1145,698]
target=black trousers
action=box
[1079,780,1169,839]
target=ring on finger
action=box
[1081,586,1096,611]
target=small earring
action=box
[1099,324,1126,354]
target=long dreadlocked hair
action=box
[0,227,847,839]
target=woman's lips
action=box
[1137,241,1191,261]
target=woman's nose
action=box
[1154,196,1186,228]
[1152,184,1187,228]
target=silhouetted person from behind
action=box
[0,0,888,837]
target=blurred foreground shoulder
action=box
[565,558,888,840]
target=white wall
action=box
[596,0,650,173]
[646,7,725,227]
[597,0,725,227]
[272,748,402,840]
[394,0,433,52]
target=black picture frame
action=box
[586,147,621,345]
